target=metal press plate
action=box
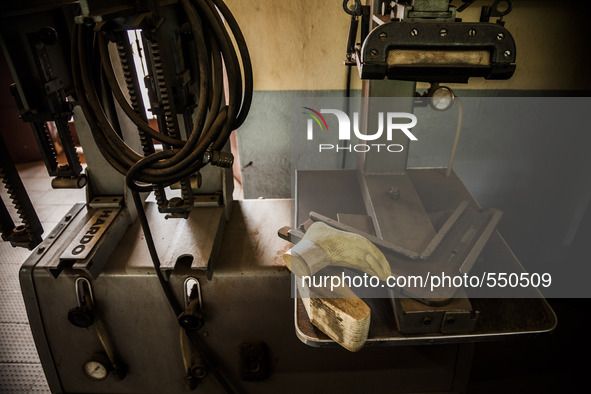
[294,168,557,347]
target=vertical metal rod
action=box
[446,97,464,178]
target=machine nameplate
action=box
[60,209,119,260]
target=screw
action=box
[379,32,388,41]
[468,29,477,37]
[370,49,379,57]
[504,50,511,58]
[439,28,448,37]
[410,28,419,37]
[447,317,455,325]
[423,317,432,325]
[497,32,505,40]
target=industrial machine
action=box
[0,0,556,393]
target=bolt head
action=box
[468,29,477,37]
[439,28,448,37]
[504,50,512,58]
[379,32,388,41]
[497,32,505,40]
[370,49,379,57]
[410,28,419,37]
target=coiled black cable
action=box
[72,0,253,192]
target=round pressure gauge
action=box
[83,353,111,381]
[429,85,455,111]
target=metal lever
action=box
[67,277,95,328]
[179,277,208,390]
[184,277,203,310]
[343,0,370,63]
[67,277,127,380]
[178,277,204,331]
[480,0,513,22]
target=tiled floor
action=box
[0,161,86,394]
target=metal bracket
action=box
[357,21,516,82]
[88,196,124,209]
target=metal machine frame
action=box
[0,0,557,393]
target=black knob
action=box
[68,306,94,328]
[178,311,204,331]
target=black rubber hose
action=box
[72,0,253,190]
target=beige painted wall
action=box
[226,0,590,92]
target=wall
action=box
[226,0,591,277]
[228,0,591,199]
[227,0,591,93]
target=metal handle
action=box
[184,277,203,309]
[75,277,94,308]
